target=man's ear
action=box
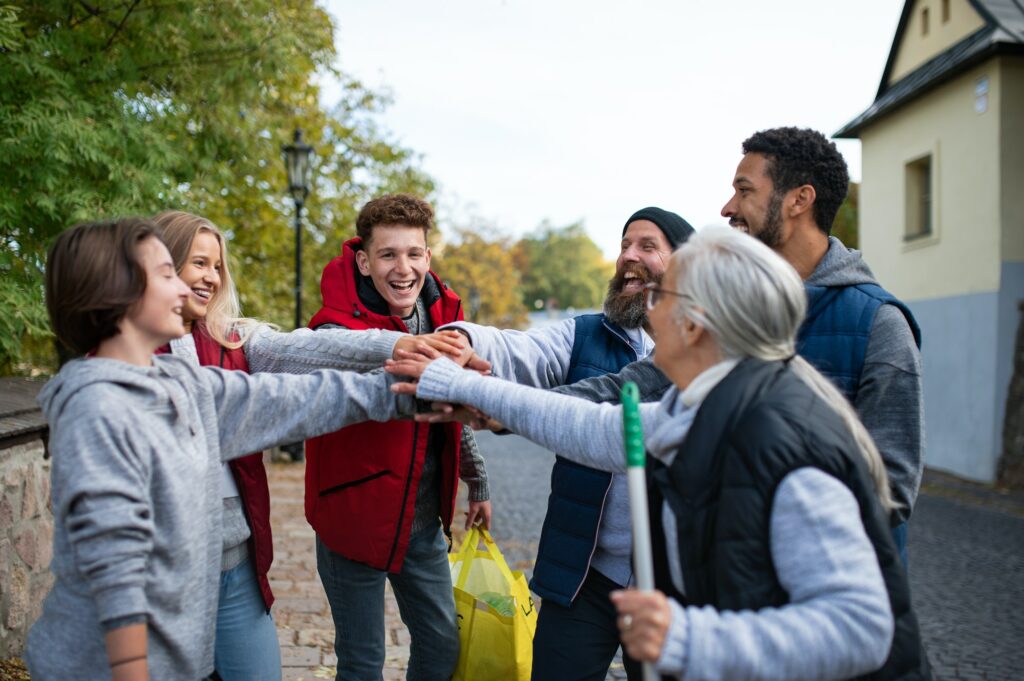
[355,249,371,276]
[788,184,816,219]
[424,246,432,269]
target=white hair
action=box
[670,227,897,513]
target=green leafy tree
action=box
[432,226,529,329]
[0,1,432,372]
[513,222,613,311]
[833,182,859,248]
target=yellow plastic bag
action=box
[449,527,537,681]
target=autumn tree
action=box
[833,182,859,248]
[0,1,432,372]
[432,226,528,329]
[513,221,613,311]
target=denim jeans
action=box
[211,557,281,681]
[316,524,459,681]
[532,569,643,681]
[892,522,909,567]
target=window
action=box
[922,7,930,35]
[905,155,933,240]
[942,0,950,23]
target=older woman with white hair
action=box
[387,227,931,681]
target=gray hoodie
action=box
[553,238,924,522]
[27,355,405,681]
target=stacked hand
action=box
[386,349,504,431]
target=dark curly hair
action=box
[356,193,434,245]
[741,127,850,235]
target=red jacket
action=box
[161,323,276,610]
[305,237,464,572]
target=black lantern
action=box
[281,127,314,331]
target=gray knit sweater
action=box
[28,355,405,681]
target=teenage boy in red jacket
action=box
[305,194,491,681]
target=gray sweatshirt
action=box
[414,358,894,680]
[27,355,405,681]
[553,237,925,522]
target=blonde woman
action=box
[152,211,475,681]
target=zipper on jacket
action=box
[569,474,615,602]
[385,422,421,570]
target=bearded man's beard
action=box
[755,192,784,249]
[603,264,659,329]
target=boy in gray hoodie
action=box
[27,218,407,681]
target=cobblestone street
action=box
[269,432,1024,681]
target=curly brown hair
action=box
[356,194,434,245]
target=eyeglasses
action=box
[644,282,687,311]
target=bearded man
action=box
[442,207,693,681]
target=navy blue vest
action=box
[529,314,638,607]
[798,284,921,401]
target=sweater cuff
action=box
[94,584,149,629]
[655,597,689,675]
[374,331,405,361]
[416,358,464,403]
[467,479,490,502]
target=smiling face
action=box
[604,220,673,329]
[355,224,431,317]
[721,152,784,250]
[123,237,190,347]
[177,230,222,327]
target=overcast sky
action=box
[321,0,904,259]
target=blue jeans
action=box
[316,524,459,681]
[532,569,642,681]
[892,522,909,567]
[212,557,281,681]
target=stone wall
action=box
[999,302,1024,488]
[0,438,52,658]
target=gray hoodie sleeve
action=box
[244,325,401,374]
[440,320,576,387]
[857,305,924,522]
[415,358,665,472]
[52,408,154,626]
[200,367,411,461]
[550,355,673,404]
[459,425,490,501]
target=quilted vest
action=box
[649,358,931,681]
[529,314,638,607]
[797,283,921,400]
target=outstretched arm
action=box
[202,367,414,461]
[391,357,664,472]
[245,325,474,374]
[550,355,672,404]
[440,320,576,388]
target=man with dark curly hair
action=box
[720,127,923,561]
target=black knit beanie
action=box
[622,207,695,250]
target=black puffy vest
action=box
[648,358,931,681]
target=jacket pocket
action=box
[319,469,390,497]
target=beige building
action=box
[837,0,1024,482]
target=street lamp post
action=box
[281,127,313,462]
[282,127,313,330]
